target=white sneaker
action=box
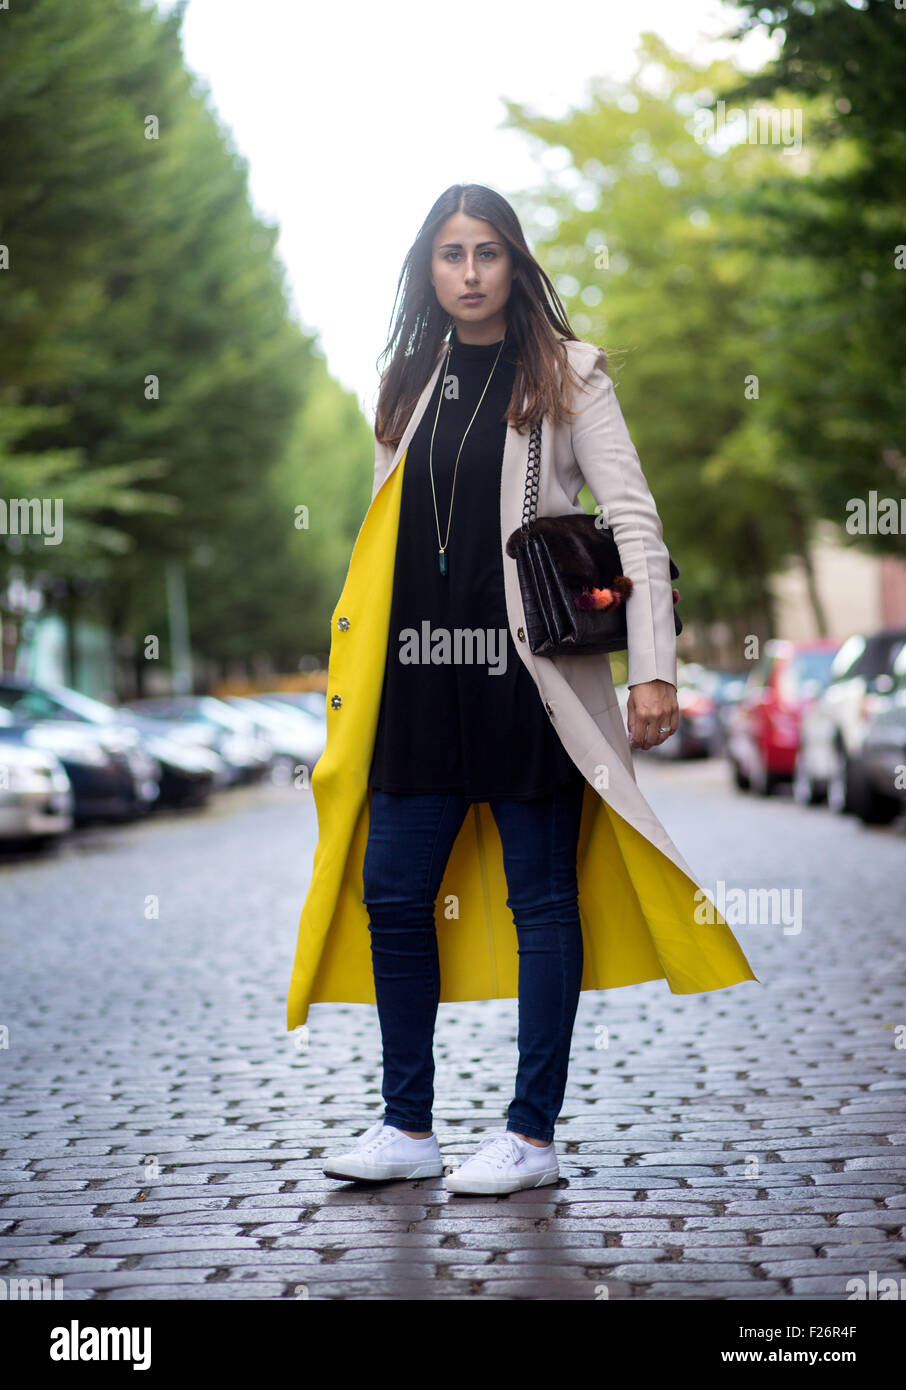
[322,1121,444,1182]
[443,1130,559,1195]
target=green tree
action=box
[505,33,817,652]
[1,0,371,689]
[715,0,906,554]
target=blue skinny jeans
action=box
[361,779,585,1144]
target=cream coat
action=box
[286,337,758,1030]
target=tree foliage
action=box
[0,0,371,687]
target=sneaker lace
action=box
[357,1123,398,1155]
[472,1132,527,1169]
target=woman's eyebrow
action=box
[437,240,504,249]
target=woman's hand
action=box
[627,679,678,750]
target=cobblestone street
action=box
[1,760,904,1301]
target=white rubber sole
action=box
[322,1155,444,1182]
[443,1164,559,1195]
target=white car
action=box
[0,740,73,842]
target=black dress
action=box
[367,324,584,801]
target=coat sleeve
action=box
[567,350,677,690]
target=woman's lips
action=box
[460,295,485,303]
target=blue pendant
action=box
[439,550,448,576]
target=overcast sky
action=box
[174,0,774,418]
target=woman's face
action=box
[430,211,515,339]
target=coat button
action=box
[337,616,350,631]
[545,701,554,717]
[517,626,525,641]
[330,694,342,709]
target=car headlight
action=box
[2,762,52,793]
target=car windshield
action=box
[829,635,866,680]
[779,648,838,700]
[131,697,253,732]
[196,698,255,732]
[830,631,906,681]
[0,684,112,723]
[891,640,906,682]
[47,685,118,722]
[230,699,302,730]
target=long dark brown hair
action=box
[373,184,606,449]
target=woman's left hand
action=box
[627,679,678,750]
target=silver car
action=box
[220,695,326,785]
[849,637,906,824]
[794,627,906,810]
[0,737,73,842]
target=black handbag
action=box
[505,418,682,657]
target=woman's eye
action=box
[442,250,498,261]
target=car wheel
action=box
[731,759,750,792]
[751,750,778,796]
[847,760,901,825]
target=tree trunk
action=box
[787,503,828,636]
[63,578,79,686]
[741,517,776,640]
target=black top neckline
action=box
[449,325,519,369]
[450,326,510,358]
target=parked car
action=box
[122,696,273,784]
[256,690,327,721]
[650,680,717,759]
[613,674,714,759]
[0,723,73,844]
[726,638,841,795]
[825,634,906,824]
[113,711,221,807]
[793,626,906,811]
[0,675,218,808]
[688,668,748,755]
[0,707,154,824]
[219,695,326,784]
[618,660,720,759]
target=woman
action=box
[287,184,757,1196]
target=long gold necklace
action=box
[427,330,506,576]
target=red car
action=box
[727,638,841,795]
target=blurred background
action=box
[1,0,905,847]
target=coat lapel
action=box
[379,344,447,490]
[376,341,531,503]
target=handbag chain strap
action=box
[520,418,611,535]
[520,419,543,528]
